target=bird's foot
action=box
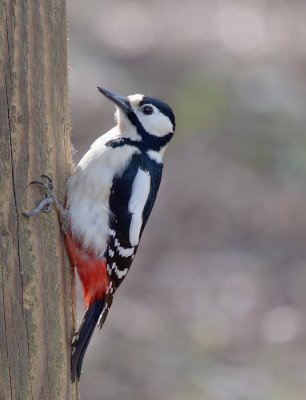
[23,175,64,217]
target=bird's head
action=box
[98,87,175,148]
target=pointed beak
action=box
[97,87,131,113]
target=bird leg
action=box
[23,175,67,221]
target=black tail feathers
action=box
[71,299,104,382]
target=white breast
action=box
[66,127,140,256]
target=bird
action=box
[23,87,176,381]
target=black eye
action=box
[140,105,154,115]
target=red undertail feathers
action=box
[65,234,109,307]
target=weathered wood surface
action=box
[0,1,77,399]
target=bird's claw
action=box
[23,175,56,217]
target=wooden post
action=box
[0,1,77,399]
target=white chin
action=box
[117,110,141,141]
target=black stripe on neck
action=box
[105,135,172,155]
[126,112,173,151]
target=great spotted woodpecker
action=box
[24,87,175,381]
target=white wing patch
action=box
[109,229,116,237]
[128,168,151,246]
[118,246,134,257]
[113,263,129,279]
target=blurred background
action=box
[67,1,306,399]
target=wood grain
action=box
[0,1,77,398]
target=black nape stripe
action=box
[139,96,176,131]
[126,110,173,152]
[105,132,173,153]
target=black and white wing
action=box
[106,153,163,291]
[98,154,162,329]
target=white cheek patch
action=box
[128,168,151,246]
[137,107,173,137]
